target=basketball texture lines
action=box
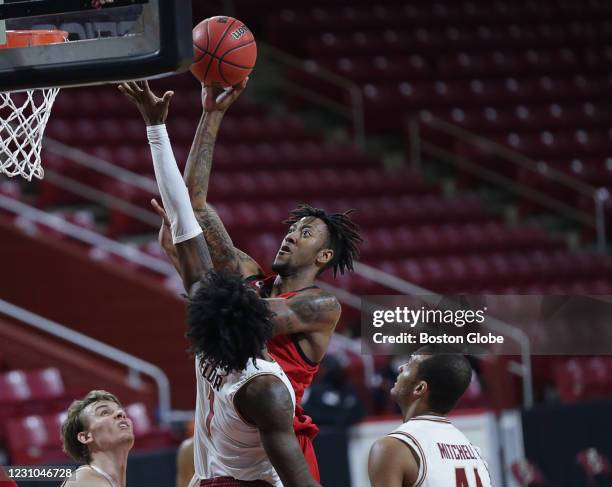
[191,16,257,87]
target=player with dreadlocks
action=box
[121,80,321,487]
[150,81,362,481]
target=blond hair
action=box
[61,390,121,463]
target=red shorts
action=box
[297,431,320,482]
[199,478,272,487]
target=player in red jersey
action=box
[152,82,362,480]
[121,81,322,487]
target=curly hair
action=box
[284,204,362,277]
[61,390,121,463]
[187,270,273,373]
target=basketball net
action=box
[0,87,59,181]
[0,30,67,181]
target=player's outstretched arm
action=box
[265,289,341,337]
[120,81,213,294]
[182,82,264,279]
[368,437,418,487]
[235,375,322,487]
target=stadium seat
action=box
[125,403,176,450]
[0,370,31,423]
[5,412,67,464]
[0,368,68,444]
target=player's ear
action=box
[316,248,334,266]
[414,380,428,398]
[77,430,93,446]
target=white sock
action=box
[146,124,202,244]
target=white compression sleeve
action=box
[146,124,202,244]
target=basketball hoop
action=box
[0,30,67,181]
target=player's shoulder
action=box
[369,436,419,478]
[236,373,294,428]
[63,467,110,487]
[371,436,408,457]
[242,372,292,404]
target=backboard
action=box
[0,0,193,92]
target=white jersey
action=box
[61,465,119,487]
[388,414,493,487]
[193,356,296,486]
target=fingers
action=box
[117,81,142,98]
[162,91,174,103]
[203,86,216,112]
[118,83,137,102]
[233,76,249,91]
[118,80,159,102]
[151,199,171,226]
[128,81,144,93]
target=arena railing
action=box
[257,42,366,150]
[195,2,365,148]
[408,112,609,251]
[353,261,534,409]
[0,193,172,275]
[0,298,172,425]
[0,192,378,405]
[41,136,532,406]
[42,138,161,229]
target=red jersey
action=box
[0,467,17,487]
[249,275,320,439]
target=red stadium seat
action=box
[0,368,67,444]
[5,412,67,465]
[0,370,31,420]
[125,403,176,450]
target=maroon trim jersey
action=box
[387,415,493,487]
[248,275,320,440]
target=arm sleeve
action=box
[146,124,203,244]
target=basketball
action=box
[190,16,257,87]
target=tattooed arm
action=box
[152,200,261,287]
[265,289,341,337]
[182,82,264,279]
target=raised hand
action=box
[202,77,248,113]
[118,81,174,126]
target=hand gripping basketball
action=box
[202,77,248,113]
